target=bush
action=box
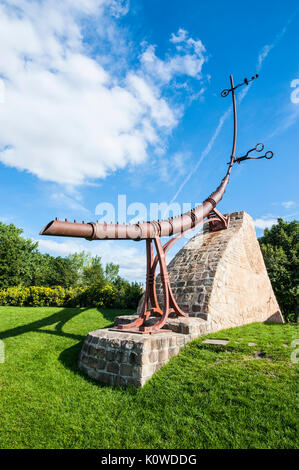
[0,282,143,309]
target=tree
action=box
[259,218,299,322]
[0,222,38,288]
[105,262,119,283]
[82,255,106,287]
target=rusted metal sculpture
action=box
[40,74,274,334]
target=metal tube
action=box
[40,75,238,241]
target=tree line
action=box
[0,222,125,288]
[0,219,297,321]
[0,221,143,309]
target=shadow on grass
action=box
[0,307,90,342]
[0,306,135,381]
[0,306,132,343]
[59,341,83,374]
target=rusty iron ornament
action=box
[40,74,272,334]
[232,143,274,164]
[221,74,259,97]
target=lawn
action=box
[0,306,298,449]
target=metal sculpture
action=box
[40,74,274,334]
[232,143,273,164]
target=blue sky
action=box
[0,0,298,282]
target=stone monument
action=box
[77,211,282,387]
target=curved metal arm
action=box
[40,74,241,241]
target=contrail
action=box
[169,108,230,204]
[169,13,296,204]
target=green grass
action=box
[0,306,298,449]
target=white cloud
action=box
[109,0,129,17]
[170,28,188,44]
[254,218,277,230]
[0,2,206,186]
[282,201,295,209]
[140,29,207,83]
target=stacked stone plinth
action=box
[78,329,189,387]
[78,211,283,387]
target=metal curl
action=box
[221,74,259,97]
[229,143,275,164]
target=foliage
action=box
[0,282,142,309]
[81,255,106,287]
[105,262,119,283]
[0,222,143,307]
[0,308,298,449]
[0,222,38,288]
[112,276,143,309]
[259,218,298,322]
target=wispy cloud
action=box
[169,109,230,204]
[141,28,207,84]
[50,192,91,214]
[254,218,277,230]
[282,201,295,209]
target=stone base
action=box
[78,328,190,387]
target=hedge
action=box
[0,283,143,309]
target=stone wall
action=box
[156,211,283,329]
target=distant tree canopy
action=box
[259,218,298,323]
[1,220,298,319]
[0,222,135,292]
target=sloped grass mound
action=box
[0,306,298,449]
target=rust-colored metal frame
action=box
[112,72,238,333]
[115,210,229,334]
[41,74,270,334]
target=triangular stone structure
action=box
[155,211,283,330]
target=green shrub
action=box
[0,282,143,309]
